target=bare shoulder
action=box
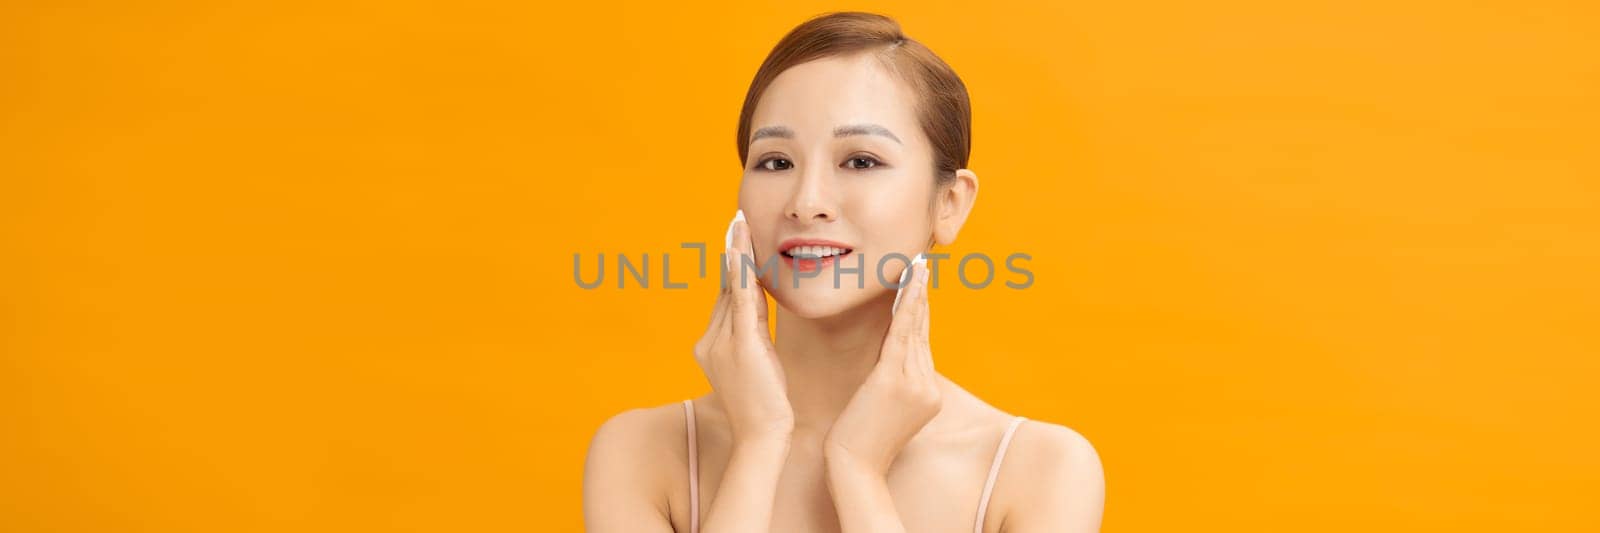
[996,418,1105,532]
[584,400,687,482]
[595,398,685,439]
[582,401,688,532]
[1010,419,1103,481]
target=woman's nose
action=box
[785,168,837,222]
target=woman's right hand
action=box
[692,210,794,444]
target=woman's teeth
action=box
[786,246,849,258]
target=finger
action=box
[891,251,927,315]
[884,260,923,368]
[699,214,742,367]
[709,286,731,341]
[708,248,732,331]
[901,262,932,375]
[737,216,770,327]
[704,227,738,342]
[728,218,772,343]
[910,263,935,376]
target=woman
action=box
[584,12,1104,533]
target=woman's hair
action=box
[736,12,972,185]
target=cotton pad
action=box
[891,252,927,315]
[724,209,745,250]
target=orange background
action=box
[3,1,1598,531]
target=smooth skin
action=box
[583,53,1104,533]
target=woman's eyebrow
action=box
[833,123,902,144]
[750,125,794,143]
[749,124,903,145]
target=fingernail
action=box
[904,253,926,285]
[892,253,926,315]
[897,253,924,287]
[724,209,744,250]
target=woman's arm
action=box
[694,210,798,531]
[823,450,910,533]
[699,435,791,532]
[582,408,675,532]
[821,259,940,533]
[581,410,795,533]
[1002,424,1106,532]
[587,212,795,531]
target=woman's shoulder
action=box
[589,399,692,455]
[948,379,1099,463]
[993,416,1106,529]
[583,400,692,492]
[1009,417,1102,478]
[593,399,691,436]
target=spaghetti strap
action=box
[683,399,700,533]
[974,416,1028,533]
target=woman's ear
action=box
[932,168,979,246]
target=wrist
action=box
[732,432,793,456]
[823,442,887,478]
[823,449,889,506]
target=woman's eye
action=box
[845,157,879,169]
[759,158,793,171]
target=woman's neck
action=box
[773,292,897,437]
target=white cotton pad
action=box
[891,252,927,315]
[724,209,745,250]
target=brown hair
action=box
[735,12,972,184]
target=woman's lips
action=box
[777,238,855,275]
[784,250,851,274]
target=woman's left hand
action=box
[822,259,942,476]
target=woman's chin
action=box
[769,284,877,319]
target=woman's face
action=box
[739,53,939,319]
